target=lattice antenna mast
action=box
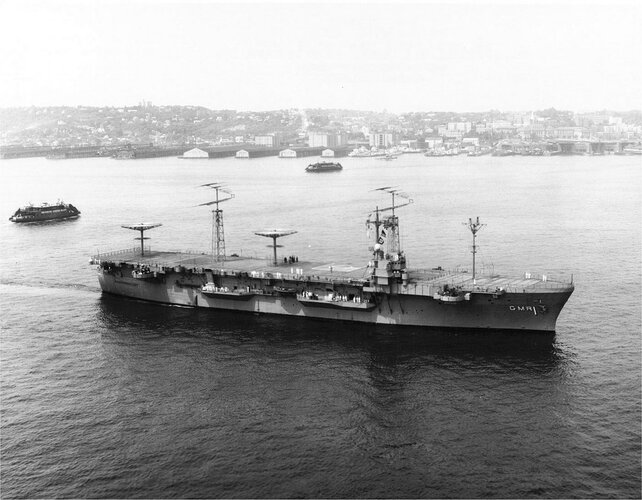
[198,183,234,261]
[464,217,486,285]
[367,187,413,259]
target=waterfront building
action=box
[425,137,443,149]
[279,148,297,158]
[400,139,419,149]
[369,132,398,149]
[180,147,209,159]
[308,132,344,148]
[447,122,472,133]
[321,149,335,158]
[550,127,584,140]
[524,123,547,139]
[254,133,283,148]
[235,149,249,159]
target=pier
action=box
[0,144,353,160]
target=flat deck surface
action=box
[94,248,572,292]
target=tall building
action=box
[368,132,398,148]
[307,132,345,148]
[254,133,283,148]
[447,122,472,133]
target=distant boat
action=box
[305,161,343,172]
[9,201,81,223]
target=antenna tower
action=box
[465,216,485,285]
[198,183,234,261]
[367,187,413,260]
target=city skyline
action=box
[1,0,641,113]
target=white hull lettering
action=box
[509,305,537,316]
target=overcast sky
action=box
[1,0,640,112]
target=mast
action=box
[367,187,412,262]
[254,230,297,265]
[198,183,234,261]
[465,216,485,285]
[121,223,162,256]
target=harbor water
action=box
[1,154,640,498]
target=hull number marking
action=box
[509,305,538,315]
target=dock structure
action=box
[0,144,354,160]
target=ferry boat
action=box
[90,188,574,332]
[9,201,81,223]
[305,161,343,172]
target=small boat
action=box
[131,265,157,280]
[9,201,80,223]
[297,293,376,311]
[201,282,255,300]
[305,161,343,172]
[433,285,468,304]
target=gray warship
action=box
[90,187,574,332]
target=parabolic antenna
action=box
[254,229,298,265]
[121,223,162,256]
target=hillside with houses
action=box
[1,105,640,157]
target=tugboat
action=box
[9,201,81,223]
[89,186,575,332]
[305,161,343,172]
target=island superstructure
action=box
[90,188,574,332]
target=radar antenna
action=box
[464,217,485,285]
[198,182,235,261]
[367,187,413,260]
[121,223,162,256]
[254,229,298,266]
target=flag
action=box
[381,229,386,237]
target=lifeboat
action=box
[433,285,467,304]
[201,282,255,300]
[296,292,376,311]
[131,267,156,279]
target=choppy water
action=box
[1,154,640,498]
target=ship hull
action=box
[9,203,81,223]
[97,270,572,332]
[10,213,80,223]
